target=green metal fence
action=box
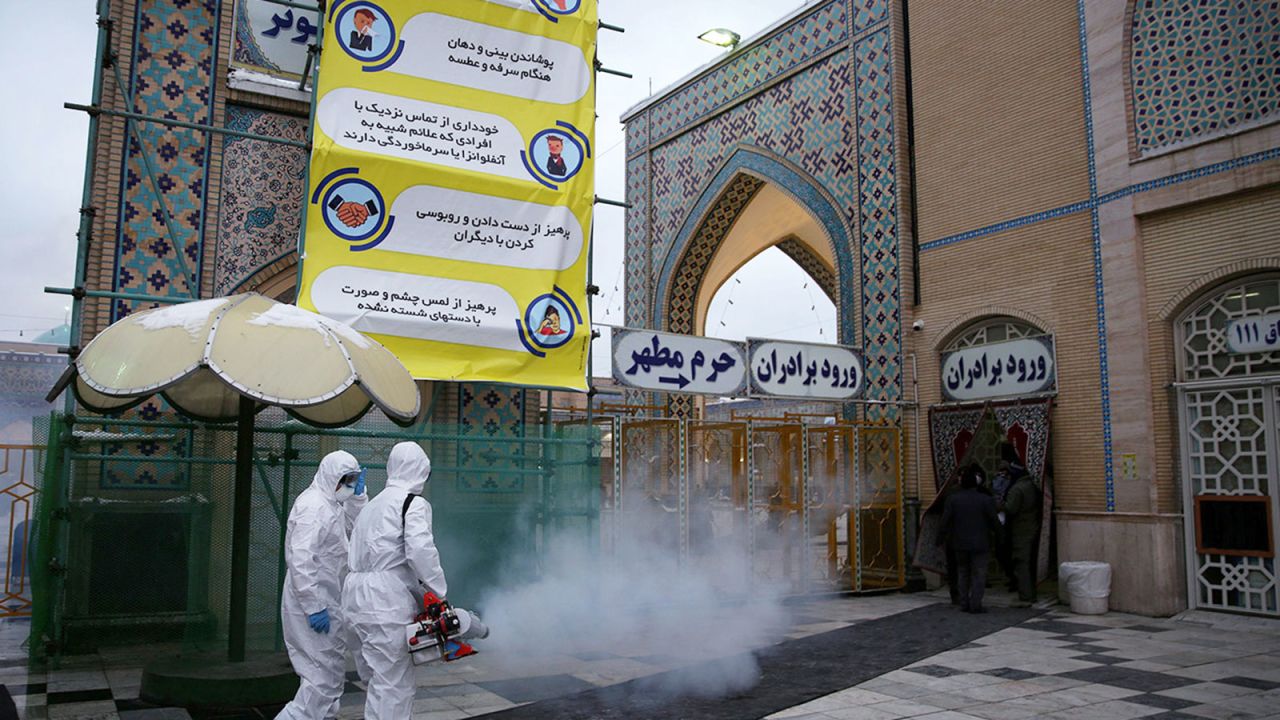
[28,408,596,660]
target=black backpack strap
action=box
[401,493,419,525]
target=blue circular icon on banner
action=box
[335,2,396,62]
[528,129,584,183]
[525,295,574,349]
[537,0,582,14]
[321,178,385,242]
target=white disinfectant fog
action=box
[472,477,798,701]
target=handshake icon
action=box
[327,195,380,228]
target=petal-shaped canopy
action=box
[67,293,420,426]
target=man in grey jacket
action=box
[1002,449,1042,608]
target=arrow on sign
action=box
[659,375,690,389]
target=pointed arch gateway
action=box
[653,147,857,352]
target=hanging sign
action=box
[941,336,1056,402]
[611,329,748,396]
[296,0,596,391]
[747,339,864,401]
[1227,313,1280,354]
[232,0,321,83]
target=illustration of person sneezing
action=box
[349,8,376,52]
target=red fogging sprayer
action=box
[406,591,480,665]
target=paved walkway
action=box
[7,592,1280,719]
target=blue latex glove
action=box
[308,609,330,634]
[354,468,366,497]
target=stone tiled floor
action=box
[8,593,1280,719]
[766,604,1280,720]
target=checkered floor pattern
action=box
[7,595,1280,719]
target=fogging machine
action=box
[406,592,478,665]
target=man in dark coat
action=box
[1003,450,1042,608]
[941,464,1000,613]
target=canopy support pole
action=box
[229,395,256,662]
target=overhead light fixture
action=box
[698,28,741,50]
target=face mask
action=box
[335,472,359,501]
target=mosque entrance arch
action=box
[652,149,856,349]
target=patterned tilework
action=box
[653,150,857,343]
[777,236,838,303]
[647,52,857,268]
[853,28,902,418]
[624,154,650,330]
[641,0,849,146]
[456,384,527,493]
[112,0,220,320]
[625,113,649,159]
[1130,0,1280,157]
[665,175,764,335]
[852,0,889,33]
[214,106,307,295]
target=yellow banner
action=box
[298,0,596,391]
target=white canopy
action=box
[60,293,420,427]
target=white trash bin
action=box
[1057,562,1078,605]
[1062,561,1111,615]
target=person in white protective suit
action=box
[277,450,370,720]
[343,442,488,720]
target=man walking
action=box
[941,464,1000,614]
[343,442,487,719]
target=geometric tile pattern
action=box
[214,106,308,295]
[624,154,650,330]
[639,0,850,147]
[622,0,902,427]
[665,175,764,335]
[853,28,902,419]
[776,236,838,304]
[1130,0,1280,157]
[644,51,857,259]
[112,0,220,320]
[456,383,527,493]
[651,149,859,345]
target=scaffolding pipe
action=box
[64,103,310,148]
[228,396,255,662]
[65,0,113,414]
[293,9,326,294]
[46,286,193,306]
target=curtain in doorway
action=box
[915,398,1054,582]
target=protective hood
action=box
[311,450,361,503]
[385,441,431,494]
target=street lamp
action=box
[698,28,741,50]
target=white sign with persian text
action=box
[1227,313,1280,354]
[612,329,748,396]
[941,336,1056,402]
[747,339,864,401]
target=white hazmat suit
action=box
[343,442,447,720]
[277,451,368,720]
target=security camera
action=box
[911,319,924,332]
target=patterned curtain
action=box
[915,399,1053,582]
